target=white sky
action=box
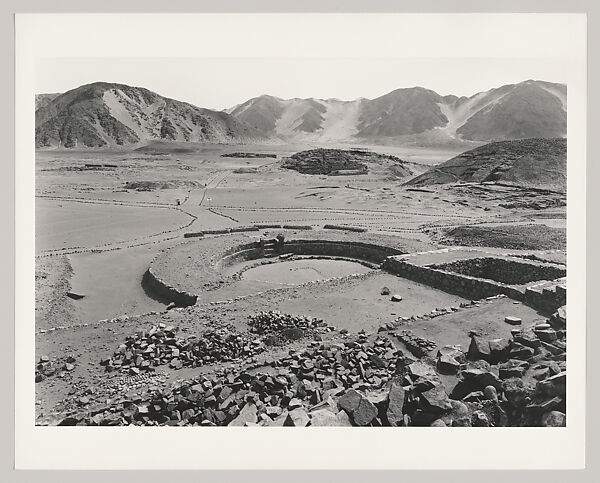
[36,56,567,111]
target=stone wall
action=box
[323,224,367,233]
[383,256,565,314]
[383,257,524,301]
[142,268,198,307]
[524,282,567,314]
[282,240,404,264]
[430,257,566,285]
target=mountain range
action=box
[35,80,566,148]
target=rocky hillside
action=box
[35,82,263,148]
[229,80,566,144]
[405,138,567,192]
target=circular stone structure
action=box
[240,258,373,286]
[143,229,430,306]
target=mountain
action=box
[228,80,566,144]
[35,93,60,111]
[230,96,363,142]
[36,79,567,148]
[405,138,567,192]
[35,82,263,148]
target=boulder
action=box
[483,385,499,402]
[467,336,491,362]
[338,389,362,413]
[284,408,310,427]
[488,338,512,363]
[534,328,558,343]
[228,402,258,426]
[536,372,566,398]
[338,388,377,426]
[391,294,403,302]
[437,355,461,374]
[420,385,452,413]
[353,397,378,426]
[513,332,541,349]
[509,343,535,360]
[461,368,502,390]
[386,381,405,427]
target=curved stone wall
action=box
[281,239,403,264]
[142,267,198,307]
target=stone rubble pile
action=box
[248,311,333,344]
[448,322,566,426]
[103,324,266,373]
[35,355,76,383]
[41,298,567,427]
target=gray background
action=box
[1,0,597,481]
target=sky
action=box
[36,56,568,111]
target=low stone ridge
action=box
[221,152,277,158]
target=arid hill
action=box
[405,138,567,192]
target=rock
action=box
[408,361,437,379]
[488,338,511,363]
[309,408,338,426]
[504,316,522,326]
[536,372,566,397]
[502,378,534,408]
[338,389,362,413]
[462,368,502,390]
[380,287,391,296]
[534,328,557,343]
[310,408,352,427]
[391,294,403,302]
[386,381,405,427]
[65,363,75,371]
[420,385,452,413]
[228,402,258,426]
[513,332,541,349]
[467,336,491,361]
[509,343,535,360]
[437,354,461,374]
[541,411,566,427]
[483,385,499,402]
[284,408,310,427]
[353,397,378,426]
[499,360,529,379]
[288,398,303,410]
